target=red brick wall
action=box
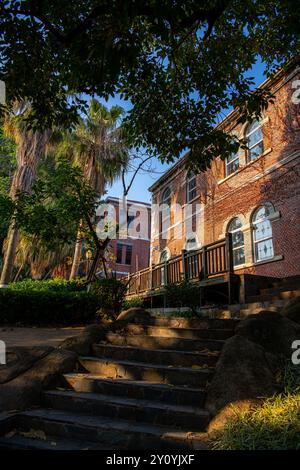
[150,65,300,278]
[104,199,151,277]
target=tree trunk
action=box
[0,125,51,286]
[0,222,19,287]
[69,228,83,279]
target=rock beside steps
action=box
[0,317,238,450]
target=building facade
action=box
[149,63,300,280]
[101,197,151,277]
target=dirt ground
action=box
[0,326,84,348]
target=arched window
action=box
[186,172,197,202]
[246,119,264,162]
[228,217,245,267]
[161,186,171,231]
[160,249,170,285]
[225,140,240,176]
[252,204,274,262]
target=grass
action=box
[213,363,300,450]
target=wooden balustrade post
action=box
[202,246,207,279]
[226,233,234,304]
[181,249,187,281]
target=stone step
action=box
[121,324,233,340]
[0,434,105,450]
[244,300,285,310]
[254,288,300,301]
[44,390,210,431]
[17,409,208,450]
[239,306,280,317]
[271,275,300,289]
[63,373,207,407]
[105,332,225,351]
[134,316,239,330]
[78,357,213,387]
[93,343,219,368]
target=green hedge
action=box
[9,278,86,292]
[0,289,99,326]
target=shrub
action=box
[213,363,300,450]
[9,278,86,292]
[165,280,201,314]
[122,296,144,310]
[90,277,128,317]
[0,288,99,326]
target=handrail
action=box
[126,234,233,296]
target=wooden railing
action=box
[126,235,233,296]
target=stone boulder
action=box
[205,335,280,433]
[0,346,53,385]
[0,349,77,411]
[117,307,151,322]
[281,297,300,325]
[235,310,300,357]
[59,323,107,355]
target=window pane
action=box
[249,141,264,161]
[232,230,244,248]
[226,158,239,175]
[233,247,245,266]
[162,187,171,205]
[228,217,242,232]
[187,175,197,201]
[125,245,132,265]
[116,243,123,264]
[254,220,272,241]
[255,239,274,261]
[248,127,263,147]
[127,214,135,229]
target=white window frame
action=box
[186,172,197,202]
[160,186,171,229]
[227,217,245,267]
[252,206,274,262]
[246,120,264,162]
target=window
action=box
[116,243,132,265]
[161,186,171,229]
[160,249,170,285]
[187,172,197,202]
[246,119,264,162]
[225,141,240,176]
[228,217,245,267]
[127,212,135,230]
[252,205,274,262]
[116,243,123,264]
[125,245,133,265]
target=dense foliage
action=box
[165,280,202,314]
[8,278,86,292]
[90,277,128,316]
[0,1,299,169]
[0,288,99,325]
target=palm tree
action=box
[0,103,52,287]
[61,99,127,279]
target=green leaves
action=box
[0,1,299,168]
[14,158,98,251]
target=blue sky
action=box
[102,60,267,203]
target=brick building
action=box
[149,62,300,283]
[101,197,151,277]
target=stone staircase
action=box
[0,316,238,450]
[205,275,300,319]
